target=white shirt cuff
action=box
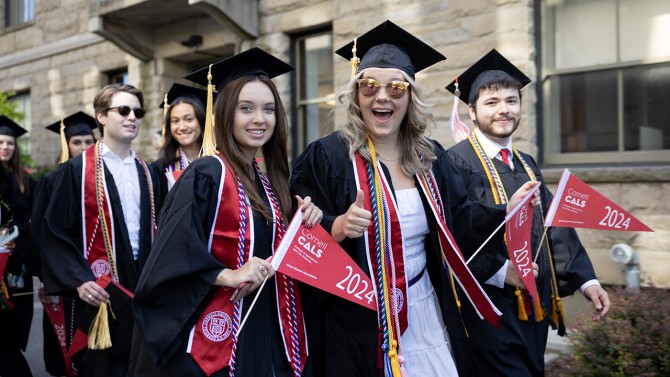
[579,279,601,295]
[485,260,508,288]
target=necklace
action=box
[377,153,401,162]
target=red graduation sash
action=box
[188,154,306,376]
[352,153,408,344]
[82,142,117,281]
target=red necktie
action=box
[499,148,511,167]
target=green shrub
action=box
[549,286,670,377]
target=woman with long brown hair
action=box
[134,48,322,377]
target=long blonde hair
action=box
[338,69,437,175]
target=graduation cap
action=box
[183,47,295,156]
[45,112,97,164]
[334,20,446,80]
[159,83,208,110]
[68,276,134,362]
[445,48,532,104]
[0,115,28,139]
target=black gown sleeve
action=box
[133,159,227,366]
[29,171,57,280]
[41,159,94,295]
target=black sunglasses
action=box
[107,106,146,119]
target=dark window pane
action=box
[558,70,618,153]
[623,62,670,151]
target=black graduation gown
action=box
[0,165,32,377]
[30,169,68,376]
[133,157,312,377]
[41,154,157,377]
[447,139,597,377]
[289,131,506,377]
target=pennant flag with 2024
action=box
[544,169,653,232]
[271,211,376,311]
[505,182,542,306]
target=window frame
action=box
[290,25,334,161]
[540,0,670,166]
[4,0,34,28]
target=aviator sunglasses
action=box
[357,78,411,100]
[106,106,146,119]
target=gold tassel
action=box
[388,340,402,377]
[200,64,217,157]
[161,93,169,145]
[58,118,69,164]
[533,297,544,322]
[515,288,528,321]
[88,301,116,350]
[550,294,559,325]
[350,37,360,79]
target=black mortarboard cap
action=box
[159,83,208,109]
[183,47,295,89]
[45,111,97,139]
[182,47,294,156]
[69,276,134,358]
[446,48,531,104]
[335,20,446,80]
[0,116,27,138]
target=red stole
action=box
[188,154,307,377]
[352,154,409,342]
[82,143,117,281]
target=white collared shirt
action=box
[100,143,141,260]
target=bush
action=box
[548,286,670,377]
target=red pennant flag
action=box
[272,211,376,311]
[42,296,70,375]
[505,183,541,305]
[544,169,653,232]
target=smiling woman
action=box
[133,47,323,377]
[152,83,207,198]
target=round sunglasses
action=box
[106,106,146,119]
[357,78,411,99]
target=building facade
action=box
[1,0,668,288]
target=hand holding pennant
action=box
[505,182,542,306]
[236,210,376,337]
[544,169,653,232]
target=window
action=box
[292,29,334,159]
[107,69,129,85]
[542,0,670,164]
[5,0,33,27]
[8,91,31,154]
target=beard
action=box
[474,113,520,140]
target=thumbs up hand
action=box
[331,190,372,242]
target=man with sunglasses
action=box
[445,49,609,377]
[41,84,159,377]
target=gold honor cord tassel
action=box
[515,288,529,321]
[350,37,360,79]
[200,64,217,157]
[58,119,69,164]
[162,93,169,145]
[88,301,116,350]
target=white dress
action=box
[393,188,459,377]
